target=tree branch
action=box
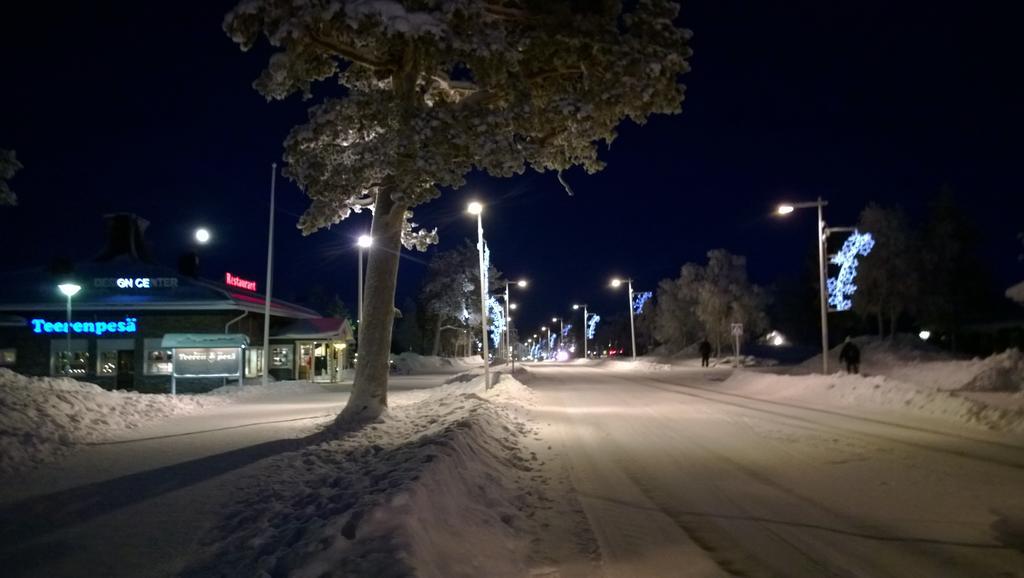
[310,33,395,70]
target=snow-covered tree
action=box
[854,203,918,338]
[225,0,691,422]
[419,241,502,356]
[0,149,22,206]
[694,250,768,356]
[653,263,702,351]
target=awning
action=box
[161,333,250,348]
[271,318,353,341]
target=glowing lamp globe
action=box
[357,234,373,248]
[610,278,623,288]
[58,283,82,297]
[918,330,931,341]
[466,201,483,215]
[776,204,795,215]
[516,279,527,288]
[194,228,211,244]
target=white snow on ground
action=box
[392,352,483,374]
[0,369,222,473]
[187,373,549,578]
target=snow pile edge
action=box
[189,374,542,578]
[0,369,220,474]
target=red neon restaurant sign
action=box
[225,272,257,292]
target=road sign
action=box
[731,323,743,337]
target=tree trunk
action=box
[889,306,897,340]
[431,316,443,357]
[337,192,407,425]
[877,312,884,339]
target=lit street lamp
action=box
[776,198,830,373]
[610,277,637,361]
[502,279,527,373]
[194,227,211,244]
[551,316,564,352]
[541,326,549,358]
[356,234,373,344]
[467,201,491,389]
[57,282,81,375]
[573,303,589,359]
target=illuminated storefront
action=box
[0,213,353,392]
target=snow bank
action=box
[190,374,544,577]
[392,352,483,374]
[0,369,220,474]
[720,370,1024,433]
[206,380,331,401]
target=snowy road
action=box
[0,375,446,578]
[531,363,1024,578]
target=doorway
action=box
[116,350,135,389]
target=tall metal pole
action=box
[476,213,491,389]
[65,293,72,374]
[817,197,830,374]
[582,305,588,360]
[627,279,637,361]
[262,162,276,386]
[505,282,513,373]
[358,247,364,337]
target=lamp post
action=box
[610,278,637,361]
[467,201,491,389]
[541,326,549,358]
[573,303,588,359]
[262,163,277,386]
[504,279,527,373]
[356,234,372,325]
[551,317,564,353]
[777,198,830,373]
[57,282,81,375]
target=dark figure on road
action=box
[839,337,860,374]
[699,339,712,367]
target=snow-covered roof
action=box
[161,334,250,349]
[271,318,354,341]
[1008,281,1024,305]
[0,263,319,320]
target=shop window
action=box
[144,338,173,375]
[0,349,15,366]
[271,345,293,369]
[98,350,118,375]
[51,339,89,376]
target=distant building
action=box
[0,213,352,392]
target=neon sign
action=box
[225,272,257,292]
[827,230,875,311]
[31,317,138,335]
[94,277,178,289]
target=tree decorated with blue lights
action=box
[587,314,601,340]
[225,0,691,423]
[419,241,502,356]
[632,291,653,315]
[0,149,22,206]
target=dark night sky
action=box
[2,1,1022,335]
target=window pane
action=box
[0,349,15,366]
[56,351,90,376]
[271,345,292,369]
[145,348,174,375]
[98,351,118,375]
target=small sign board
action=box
[173,347,242,377]
[731,323,744,337]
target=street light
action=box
[610,277,637,361]
[551,316,564,353]
[194,227,211,244]
[503,279,527,373]
[573,303,589,359]
[356,234,373,346]
[467,201,490,389]
[776,197,830,373]
[57,282,81,375]
[541,326,549,358]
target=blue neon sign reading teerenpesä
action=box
[30,317,138,336]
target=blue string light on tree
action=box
[487,296,504,348]
[587,314,601,339]
[632,291,653,314]
[827,230,875,311]
[562,323,572,337]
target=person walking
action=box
[839,337,861,374]
[699,338,712,368]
